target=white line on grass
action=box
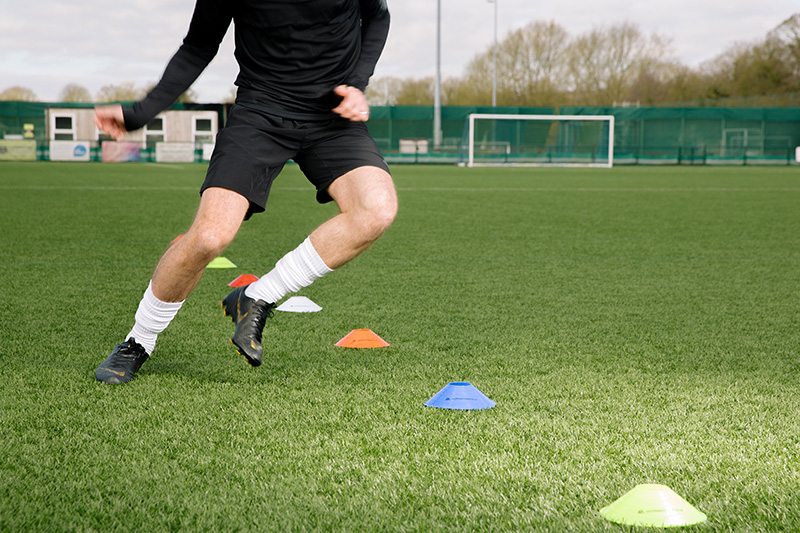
[0,185,197,191]
[396,187,800,192]
[1,185,799,193]
[143,163,185,170]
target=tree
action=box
[657,64,710,104]
[0,86,38,101]
[451,21,673,106]
[394,77,435,105]
[366,76,404,106]
[454,56,493,105]
[59,84,92,103]
[732,40,793,96]
[504,21,570,105]
[567,23,672,106]
[696,43,744,99]
[768,14,800,92]
[366,13,800,108]
[667,14,800,104]
[95,82,144,102]
[457,21,570,106]
[498,21,569,105]
[442,75,485,106]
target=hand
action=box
[94,104,127,141]
[332,85,370,122]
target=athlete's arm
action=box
[97,0,233,136]
[332,0,390,122]
[332,85,371,122]
[94,104,127,141]
[344,0,390,92]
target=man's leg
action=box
[246,165,396,301]
[310,165,398,269]
[152,187,250,302]
[96,188,249,383]
[233,166,397,362]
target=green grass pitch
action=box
[0,162,798,530]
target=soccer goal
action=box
[461,113,615,168]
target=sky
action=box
[1,0,797,102]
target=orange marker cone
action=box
[228,274,260,287]
[335,329,390,348]
[171,234,183,244]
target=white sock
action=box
[245,237,333,304]
[126,281,184,354]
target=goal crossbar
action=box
[466,113,615,168]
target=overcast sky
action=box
[1,0,797,102]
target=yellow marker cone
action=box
[600,484,707,528]
[207,257,237,269]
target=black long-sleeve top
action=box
[123,0,390,129]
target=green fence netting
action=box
[1,102,798,165]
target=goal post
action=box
[462,113,615,168]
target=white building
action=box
[45,107,219,162]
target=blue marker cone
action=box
[425,382,495,410]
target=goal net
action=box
[460,114,615,168]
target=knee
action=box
[361,190,397,240]
[330,167,398,242]
[372,192,398,233]
[186,227,236,261]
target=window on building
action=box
[145,116,166,149]
[52,114,76,141]
[193,117,216,146]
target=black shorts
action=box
[201,104,390,219]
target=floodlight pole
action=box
[433,0,442,149]
[490,0,497,107]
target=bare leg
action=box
[222,167,396,366]
[242,165,397,306]
[96,187,250,380]
[151,187,250,302]
[310,166,397,269]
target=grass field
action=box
[1,162,798,531]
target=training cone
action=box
[424,382,496,410]
[276,296,322,313]
[207,256,237,269]
[600,484,707,528]
[335,329,389,348]
[171,234,183,244]
[228,274,260,287]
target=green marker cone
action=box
[207,257,237,269]
[600,484,707,528]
